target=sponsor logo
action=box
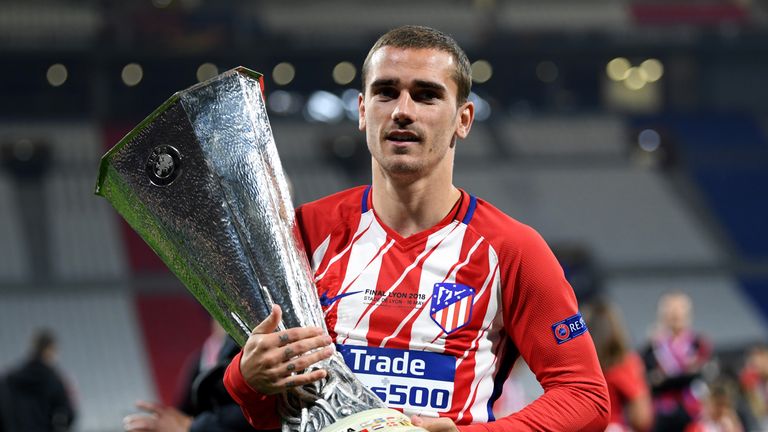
[319,290,363,307]
[551,313,588,345]
[337,345,455,413]
[430,283,475,334]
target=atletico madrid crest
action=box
[430,283,475,334]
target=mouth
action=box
[385,130,421,144]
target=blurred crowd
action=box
[582,291,768,432]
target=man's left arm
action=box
[461,229,609,432]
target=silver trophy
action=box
[95,67,424,432]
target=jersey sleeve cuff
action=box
[224,350,263,402]
[224,350,281,429]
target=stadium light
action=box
[606,57,631,81]
[46,64,67,87]
[536,61,558,83]
[638,129,661,152]
[121,63,143,87]
[196,63,218,82]
[640,59,664,82]
[333,62,356,85]
[471,60,492,84]
[273,62,295,86]
[305,91,344,123]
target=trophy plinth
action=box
[320,409,424,432]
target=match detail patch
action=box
[551,313,588,345]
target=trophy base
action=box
[319,408,426,432]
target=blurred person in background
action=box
[491,361,542,418]
[123,320,257,432]
[685,380,744,432]
[583,300,653,432]
[739,344,768,429]
[642,291,712,432]
[224,25,609,432]
[0,329,76,432]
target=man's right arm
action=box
[223,304,334,430]
[223,351,280,430]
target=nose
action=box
[391,93,414,126]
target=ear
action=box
[358,92,366,131]
[455,100,474,139]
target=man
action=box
[642,291,711,432]
[583,301,653,432]
[224,25,609,431]
[123,321,256,432]
[0,329,76,432]
[741,344,768,428]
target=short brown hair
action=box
[361,25,472,105]
[582,301,630,370]
[30,328,56,360]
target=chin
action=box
[383,161,424,178]
[386,157,421,172]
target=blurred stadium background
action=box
[0,0,767,430]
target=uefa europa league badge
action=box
[145,145,181,186]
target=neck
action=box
[370,161,460,237]
[671,328,688,337]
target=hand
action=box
[122,401,192,432]
[240,304,334,394]
[411,415,459,432]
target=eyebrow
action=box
[369,78,447,94]
[413,80,447,93]
[369,78,398,89]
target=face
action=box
[358,46,473,181]
[659,294,692,334]
[749,348,768,375]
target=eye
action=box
[414,90,439,103]
[375,87,398,100]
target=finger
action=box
[123,413,156,431]
[135,400,163,414]
[410,416,456,432]
[279,326,328,343]
[252,304,282,335]
[255,327,328,354]
[268,334,332,366]
[277,368,328,390]
[122,413,142,426]
[277,330,291,347]
[277,345,334,376]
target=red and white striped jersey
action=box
[225,185,609,431]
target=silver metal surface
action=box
[96,67,386,431]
